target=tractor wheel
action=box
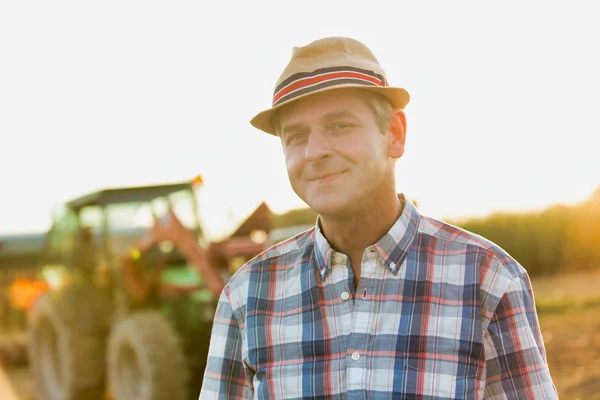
[28,293,106,400]
[108,311,190,400]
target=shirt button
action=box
[341,291,350,301]
[351,352,360,361]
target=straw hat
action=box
[250,37,410,136]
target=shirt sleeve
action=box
[483,272,558,399]
[199,288,253,400]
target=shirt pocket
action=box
[403,354,481,399]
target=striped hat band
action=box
[272,66,389,107]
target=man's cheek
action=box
[285,157,303,181]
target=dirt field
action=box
[2,271,600,399]
[533,271,600,400]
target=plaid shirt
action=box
[200,197,557,399]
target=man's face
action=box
[278,88,405,218]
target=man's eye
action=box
[331,122,353,130]
[284,133,307,146]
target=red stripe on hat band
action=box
[273,71,384,105]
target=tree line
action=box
[457,187,600,277]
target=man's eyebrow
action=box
[322,110,358,120]
[280,109,359,136]
[280,122,306,136]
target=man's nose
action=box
[305,130,332,163]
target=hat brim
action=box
[250,84,410,136]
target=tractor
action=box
[25,177,272,400]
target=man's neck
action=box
[319,194,404,265]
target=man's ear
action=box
[388,109,407,159]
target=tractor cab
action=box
[45,177,205,274]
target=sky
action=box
[1,1,599,240]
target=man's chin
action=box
[306,197,351,219]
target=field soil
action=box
[533,271,600,400]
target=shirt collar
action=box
[313,194,421,281]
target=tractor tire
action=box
[108,311,190,400]
[28,293,106,400]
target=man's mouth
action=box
[309,171,346,182]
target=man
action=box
[200,37,557,399]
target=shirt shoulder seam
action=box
[418,217,522,280]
